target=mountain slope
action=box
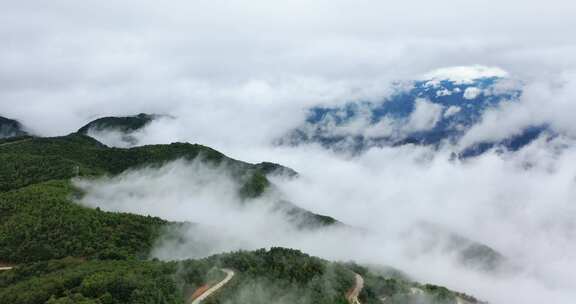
[77,113,158,135]
[0,248,483,304]
[0,258,184,304]
[279,67,548,156]
[0,180,167,263]
[0,116,487,303]
[0,133,268,197]
[0,116,27,139]
[77,113,164,147]
[0,132,338,264]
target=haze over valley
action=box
[2,1,576,303]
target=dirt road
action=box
[0,138,32,147]
[347,273,364,304]
[190,269,235,304]
[0,267,13,271]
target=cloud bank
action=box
[1,0,576,143]
[74,137,576,304]
[2,1,576,303]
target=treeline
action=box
[347,263,461,304]
[77,113,156,134]
[0,258,182,304]
[0,246,473,304]
[1,248,348,304]
[0,133,286,200]
[0,134,262,194]
[0,133,336,263]
[0,124,478,303]
[0,133,278,263]
[0,180,167,263]
[199,247,354,304]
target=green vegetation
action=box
[0,258,182,304]
[186,247,354,304]
[0,132,311,201]
[0,116,28,139]
[0,133,264,194]
[420,284,458,304]
[347,263,467,304]
[0,180,166,263]
[0,135,33,146]
[0,134,227,191]
[77,113,157,134]
[0,132,337,265]
[238,170,270,199]
[277,200,339,229]
[0,247,477,304]
[254,162,298,178]
[0,248,347,304]
[0,115,483,304]
[0,132,337,227]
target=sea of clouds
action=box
[2,1,576,303]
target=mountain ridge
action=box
[278,72,551,157]
[0,113,491,303]
[0,115,28,139]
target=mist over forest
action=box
[2,1,576,303]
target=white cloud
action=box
[460,71,576,147]
[74,138,576,304]
[364,116,397,138]
[2,1,576,303]
[423,65,509,84]
[463,87,482,100]
[436,88,453,97]
[405,98,443,132]
[1,1,576,136]
[444,105,461,117]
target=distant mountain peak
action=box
[0,115,28,139]
[77,113,159,135]
[421,65,509,84]
[277,68,547,157]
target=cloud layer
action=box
[3,1,576,303]
[2,0,576,141]
[74,138,576,304]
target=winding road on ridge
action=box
[189,269,235,304]
[188,268,362,303]
[347,273,364,304]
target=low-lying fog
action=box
[75,129,576,304]
[3,1,576,302]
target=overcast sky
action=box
[3,2,576,303]
[1,0,576,135]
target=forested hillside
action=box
[0,120,481,304]
[0,180,167,263]
[0,116,27,139]
[0,247,476,304]
[0,132,338,264]
[77,113,158,135]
